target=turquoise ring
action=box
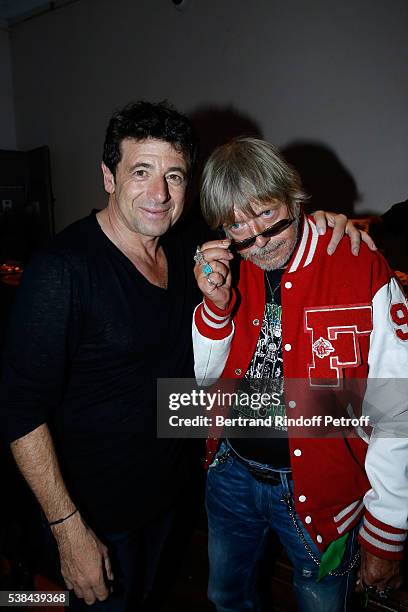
[202,263,213,276]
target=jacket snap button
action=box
[284,343,292,351]
[288,400,296,409]
[235,368,242,375]
[285,281,292,289]
[252,319,260,326]
[305,516,312,524]
[294,449,302,457]
[317,535,323,543]
[299,495,306,502]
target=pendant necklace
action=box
[265,271,282,339]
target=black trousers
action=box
[69,509,175,611]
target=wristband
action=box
[48,508,78,526]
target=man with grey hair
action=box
[192,137,408,611]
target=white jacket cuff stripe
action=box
[359,526,404,553]
[201,310,229,329]
[364,518,407,542]
[203,300,230,322]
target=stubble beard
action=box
[241,212,301,271]
[126,201,175,238]
[132,216,172,238]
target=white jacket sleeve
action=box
[359,277,408,557]
[192,300,234,386]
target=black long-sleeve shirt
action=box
[1,212,200,531]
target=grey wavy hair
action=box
[200,137,308,229]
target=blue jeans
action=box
[206,442,359,612]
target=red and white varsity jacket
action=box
[193,216,408,560]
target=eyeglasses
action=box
[225,217,295,252]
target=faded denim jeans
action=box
[206,441,359,612]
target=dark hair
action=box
[103,100,198,177]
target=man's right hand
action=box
[194,240,233,310]
[52,513,114,605]
[10,426,113,606]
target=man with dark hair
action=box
[2,101,200,611]
[102,101,198,177]
[193,137,407,611]
[2,104,371,611]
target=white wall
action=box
[0,25,16,149]
[9,0,408,230]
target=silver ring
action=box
[194,246,205,266]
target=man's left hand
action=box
[358,548,402,593]
[312,210,377,256]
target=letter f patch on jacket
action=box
[305,306,373,387]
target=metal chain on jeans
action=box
[215,445,360,577]
[281,494,360,576]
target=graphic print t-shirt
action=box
[228,268,290,466]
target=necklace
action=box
[265,271,281,305]
[265,272,282,340]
